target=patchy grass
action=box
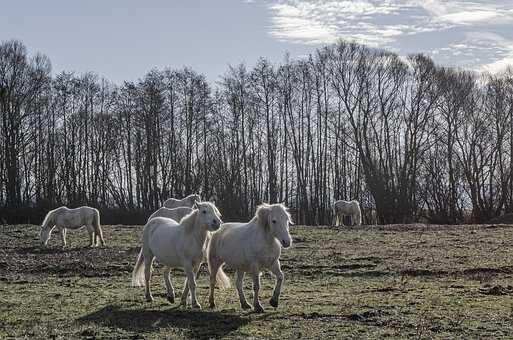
[1,223,513,339]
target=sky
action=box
[1,0,512,84]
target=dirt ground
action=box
[1,223,513,339]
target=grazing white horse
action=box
[332,200,362,226]
[207,203,293,313]
[147,207,193,222]
[132,201,222,309]
[163,194,201,209]
[40,206,105,247]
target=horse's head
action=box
[40,212,55,246]
[194,201,222,232]
[257,203,293,248]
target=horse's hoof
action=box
[254,305,264,313]
[191,303,202,310]
[269,298,279,308]
[167,295,175,304]
[145,295,154,302]
[209,302,216,309]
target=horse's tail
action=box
[92,209,106,245]
[92,210,100,229]
[132,248,146,287]
[331,203,338,226]
[216,266,231,289]
[207,237,231,289]
[355,202,362,225]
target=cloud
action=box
[268,3,338,44]
[440,10,501,24]
[266,0,421,47]
[264,0,513,72]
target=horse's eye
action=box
[202,210,206,214]
[272,220,276,224]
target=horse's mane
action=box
[41,209,55,229]
[180,209,198,231]
[185,194,200,203]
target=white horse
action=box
[332,200,362,226]
[40,206,105,247]
[147,207,193,223]
[163,194,201,209]
[132,201,222,309]
[207,203,293,313]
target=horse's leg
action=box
[144,254,155,302]
[86,225,95,247]
[182,263,201,309]
[208,259,222,309]
[269,260,284,308]
[163,266,175,303]
[88,224,98,247]
[251,270,264,313]
[235,270,251,310]
[60,228,67,248]
[181,262,200,305]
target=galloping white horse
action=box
[332,200,362,226]
[147,207,193,222]
[163,194,201,209]
[132,201,222,309]
[40,206,105,247]
[207,203,293,313]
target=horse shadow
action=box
[77,304,250,339]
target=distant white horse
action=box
[147,207,193,223]
[208,203,293,313]
[40,206,105,247]
[163,194,201,209]
[332,200,362,226]
[132,201,222,309]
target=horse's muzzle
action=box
[281,239,291,248]
[209,222,221,231]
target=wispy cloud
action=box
[268,3,338,44]
[264,0,513,72]
[267,0,415,46]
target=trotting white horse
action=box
[147,207,193,222]
[207,203,293,313]
[40,206,105,247]
[132,201,222,309]
[163,194,201,209]
[332,200,362,226]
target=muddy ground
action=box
[1,223,513,339]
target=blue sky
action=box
[2,0,512,83]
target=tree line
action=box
[1,39,512,225]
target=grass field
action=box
[1,223,513,339]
